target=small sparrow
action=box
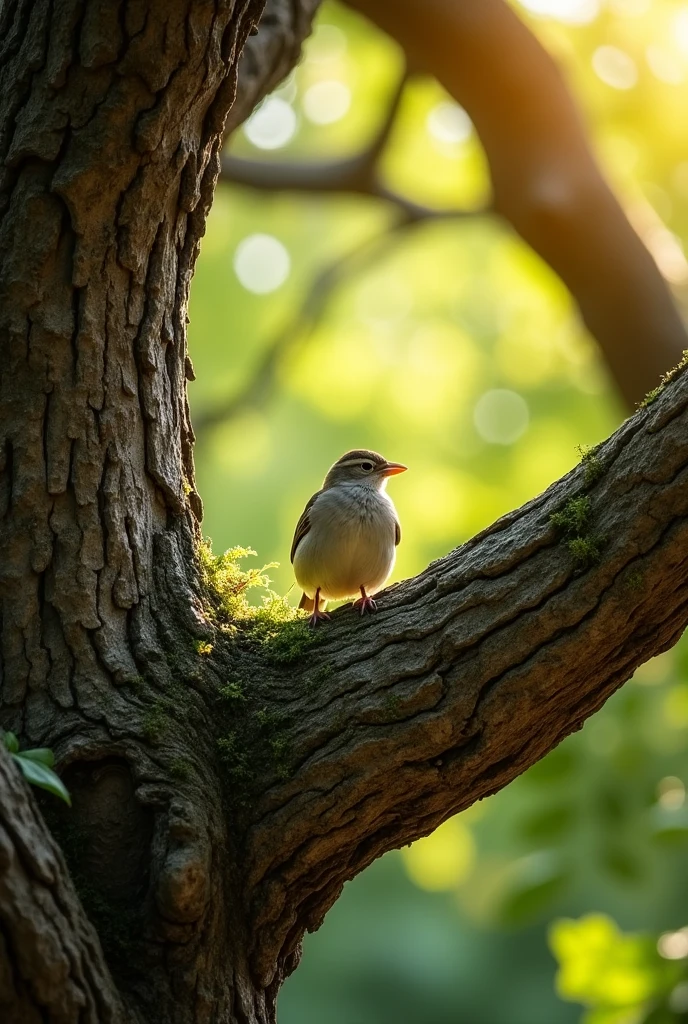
[291,449,407,627]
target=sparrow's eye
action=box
[360,461,374,472]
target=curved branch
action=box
[344,0,688,408]
[0,746,128,1023]
[245,363,688,985]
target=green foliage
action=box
[549,914,686,1024]
[2,731,71,805]
[142,702,168,745]
[194,639,213,656]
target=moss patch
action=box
[550,495,603,570]
[196,538,321,664]
[638,349,688,408]
[576,444,605,486]
[216,701,292,806]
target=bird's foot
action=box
[308,607,331,628]
[353,593,377,616]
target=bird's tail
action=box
[299,592,314,612]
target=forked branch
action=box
[243,364,688,984]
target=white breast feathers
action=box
[293,483,398,602]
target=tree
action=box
[1,1,687,1022]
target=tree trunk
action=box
[1,2,688,1023]
[0,0,295,1019]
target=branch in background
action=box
[345,0,688,407]
[221,70,460,223]
[223,0,688,419]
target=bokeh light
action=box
[592,46,638,89]
[243,96,298,149]
[426,103,472,145]
[233,234,291,294]
[302,80,352,124]
[473,389,530,445]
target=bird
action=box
[291,449,407,627]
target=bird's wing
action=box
[290,490,322,563]
[395,519,401,546]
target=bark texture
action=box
[0,744,126,1023]
[1,1,688,1023]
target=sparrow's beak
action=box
[381,462,408,477]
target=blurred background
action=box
[188,1,688,1020]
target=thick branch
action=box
[244,363,688,985]
[345,0,688,407]
[0,746,127,1023]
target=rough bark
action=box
[0,0,284,1020]
[0,743,126,1023]
[1,1,688,1023]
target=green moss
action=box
[169,757,193,781]
[194,639,213,656]
[567,536,602,569]
[639,386,662,408]
[550,495,603,571]
[305,661,335,694]
[383,693,403,717]
[576,444,605,486]
[218,680,247,703]
[197,538,323,665]
[638,349,688,408]
[626,568,644,592]
[142,702,168,744]
[216,698,294,804]
[550,496,592,537]
[128,675,145,696]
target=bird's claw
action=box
[308,608,331,628]
[353,595,377,616]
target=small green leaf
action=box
[3,731,19,754]
[12,754,71,805]
[18,747,55,767]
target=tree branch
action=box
[222,0,688,416]
[345,0,688,408]
[0,746,128,1023]
[244,363,688,985]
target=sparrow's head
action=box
[323,449,407,490]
